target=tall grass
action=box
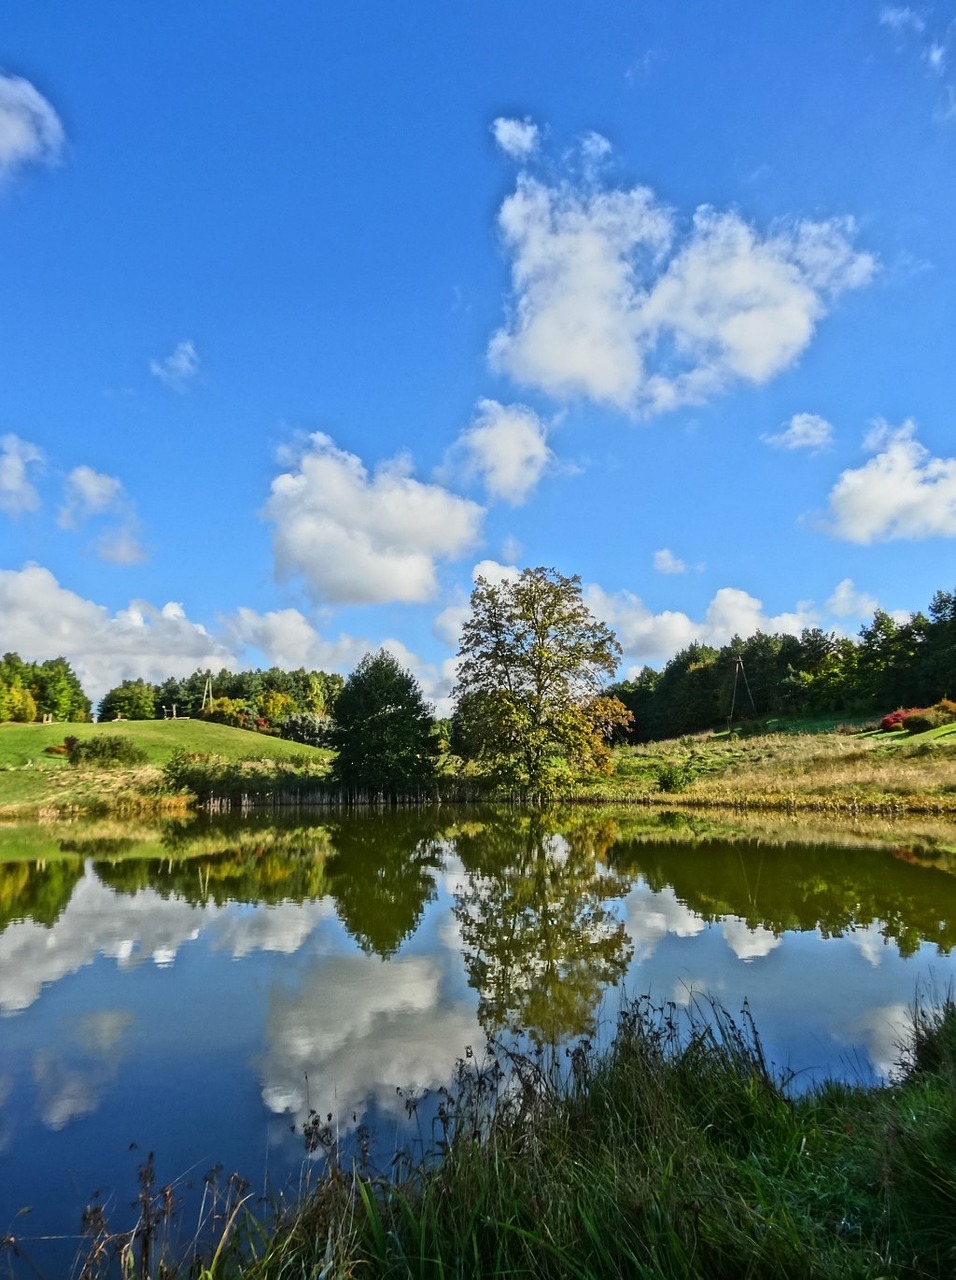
[44,995,956,1279]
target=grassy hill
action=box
[0,719,331,818]
[0,718,330,767]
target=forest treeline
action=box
[97,665,345,743]
[0,652,91,723]
[610,587,956,741]
[3,583,955,746]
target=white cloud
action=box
[453,399,553,504]
[879,6,925,34]
[0,433,42,516]
[224,605,371,671]
[488,157,874,415]
[827,419,956,543]
[149,339,200,391]
[488,175,672,407]
[58,465,124,526]
[57,466,146,563]
[264,433,484,605]
[826,577,879,619]
[0,72,64,179]
[762,411,833,451]
[0,564,235,700]
[626,883,707,962]
[587,582,817,668]
[96,524,146,565]
[653,548,687,575]
[491,116,539,158]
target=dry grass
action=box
[600,728,956,815]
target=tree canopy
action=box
[328,650,439,799]
[453,567,628,796]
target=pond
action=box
[2,805,956,1275]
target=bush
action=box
[656,760,696,792]
[67,735,149,768]
[902,707,950,734]
[278,711,329,747]
[880,708,925,732]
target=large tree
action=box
[329,650,439,799]
[453,567,626,796]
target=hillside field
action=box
[0,719,330,818]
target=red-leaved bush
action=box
[880,708,926,731]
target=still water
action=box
[2,806,956,1272]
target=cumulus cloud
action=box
[586,582,817,669]
[488,153,874,414]
[0,433,43,516]
[224,605,371,671]
[762,411,833,451]
[453,399,553,504]
[826,577,879,619]
[827,420,956,543]
[263,433,484,605]
[149,339,200,391]
[626,883,707,963]
[0,72,64,179]
[653,548,687,574]
[0,564,235,700]
[491,116,539,158]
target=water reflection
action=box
[453,811,633,1044]
[3,806,956,1273]
[323,812,446,956]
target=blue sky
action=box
[1,1,955,708]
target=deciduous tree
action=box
[453,567,624,796]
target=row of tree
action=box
[7,574,956,801]
[0,652,91,723]
[608,588,956,741]
[97,666,345,743]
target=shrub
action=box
[67,735,149,768]
[656,760,696,793]
[278,711,329,747]
[902,707,949,734]
[880,708,925,732]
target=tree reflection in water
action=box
[323,811,446,956]
[453,811,634,1045]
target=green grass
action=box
[0,720,331,818]
[0,719,331,767]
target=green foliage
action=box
[0,652,91,723]
[161,749,329,804]
[278,710,329,747]
[329,650,439,797]
[656,758,697,792]
[98,677,156,722]
[454,567,622,797]
[68,734,149,767]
